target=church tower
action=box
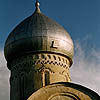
[4,0,100,100]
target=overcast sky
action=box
[0,0,100,99]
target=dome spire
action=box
[35,0,41,13]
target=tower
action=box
[4,1,100,100]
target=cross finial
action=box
[35,0,41,13]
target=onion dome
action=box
[4,1,74,64]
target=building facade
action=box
[4,0,100,100]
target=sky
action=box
[0,0,100,99]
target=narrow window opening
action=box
[42,70,50,86]
[45,71,50,85]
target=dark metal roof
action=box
[4,5,74,63]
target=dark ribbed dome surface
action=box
[4,5,74,63]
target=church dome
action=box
[4,1,74,63]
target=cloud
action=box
[0,50,6,68]
[0,50,10,100]
[71,41,100,94]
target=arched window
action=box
[42,70,50,86]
